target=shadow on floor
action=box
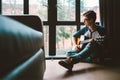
[62,65,106,78]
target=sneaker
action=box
[58,60,73,71]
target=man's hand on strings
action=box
[72,45,82,52]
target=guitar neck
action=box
[80,39,90,44]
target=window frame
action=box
[0,0,99,58]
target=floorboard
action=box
[43,60,120,80]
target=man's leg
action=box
[58,50,78,71]
[72,43,101,62]
[71,43,92,59]
[58,43,95,71]
[66,50,78,56]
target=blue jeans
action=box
[66,43,102,62]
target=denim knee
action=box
[66,50,78,57]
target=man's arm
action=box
[72,37,82,52]
[72,37,78,46]
[72,27,88,51]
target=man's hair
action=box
[83,10,96,22]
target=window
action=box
[56,26,76,55]
[56,0,100,56]
[2,0,23,15]
[80,0,100,22]
[57,0,75,21]
[29,0,48,21]
[0,0,100,57]
[43,26,49,55]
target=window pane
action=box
[2,0,23,15]
[29,0,48,21]
[57,0,75,21]
[56,26,76,55]
[80,0,100,22]
[43,26,49,55]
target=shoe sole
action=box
[58,61,73,71]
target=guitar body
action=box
[72,35,85,51]
[77,35,105,47]
[72,35,104,50]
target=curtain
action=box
[99,0,120,59]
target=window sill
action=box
[45,55,67,60]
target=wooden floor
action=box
[43,60,120,80]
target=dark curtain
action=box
[99,0,120,60]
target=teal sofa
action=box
[0,15,45,80]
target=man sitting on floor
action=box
[58,10,106,71]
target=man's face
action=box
[83,16,91,26]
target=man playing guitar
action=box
[58,10,106,71]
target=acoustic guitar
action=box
[77,35,105,47]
